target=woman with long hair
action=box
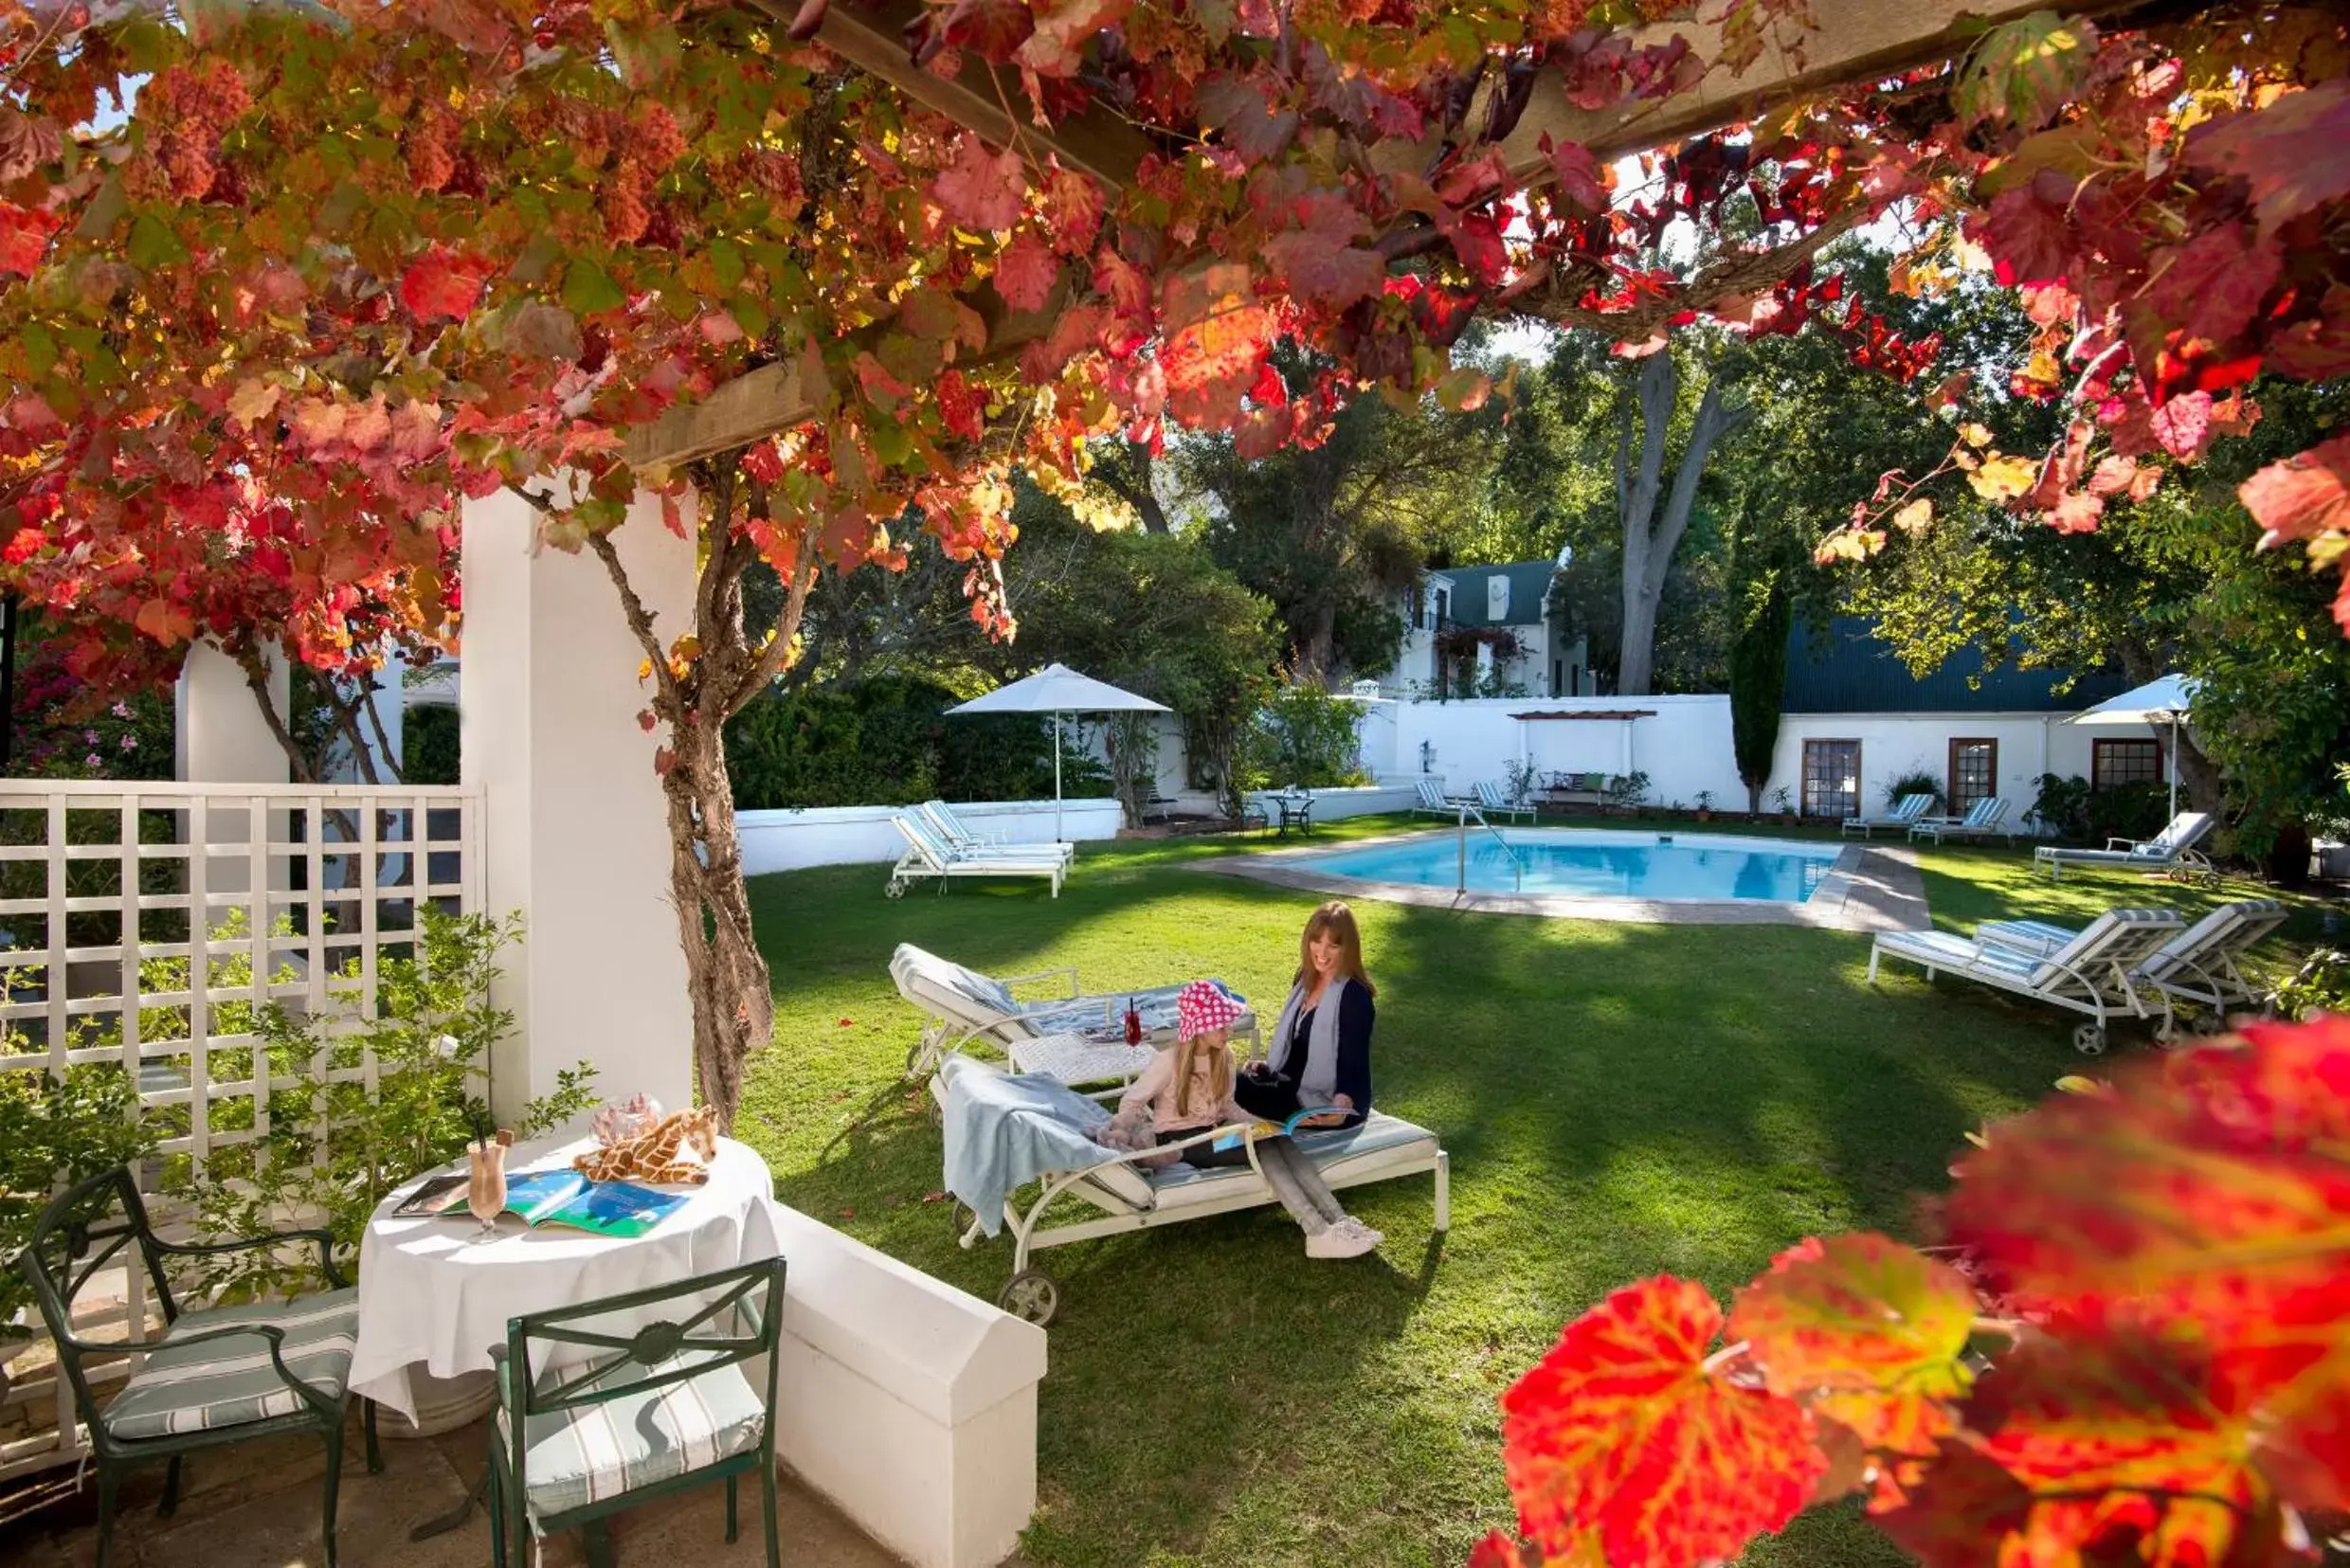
[1233,900,1383,1258]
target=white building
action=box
[1389,558,1596,700]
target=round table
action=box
[349,1132,782,1426]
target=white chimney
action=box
[1488,573,1509,621]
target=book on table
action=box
[397,1169,690,1237]
[497,1171,690,1237]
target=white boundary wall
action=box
[1358,695,2121,821]
[739,798,1125,874]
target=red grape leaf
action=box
[1161,301,1276,427]
[1956,1325,2281,1568]
[1262,229,1383,311]
[2239,433,2350,547]
[2186,81,2350,234]
[1727,1234,1976,1453]
[1945,1018,2350,1512]
[933,134,1026,233]
[2150,391,2213,460]
[1501,1275,1824,1568]
[0,201,60,277]
[399,245,492,322]
[993,234,1059,314]
[1040,167,1103,256]
[1971,177,2075,289]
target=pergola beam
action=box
[1380,0,2146,182]
[627,0,2161,469]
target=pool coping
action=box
[1189,825,1931,930]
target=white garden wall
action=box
[1359,694,2139,826]
[738,798,1125,874]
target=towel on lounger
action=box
[939,1056,1115,1235]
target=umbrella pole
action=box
[2169,713,2178,820]
[1054,712,1064,843]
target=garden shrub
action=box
[2027,773,2173,844]
[1884,766,1945,813]
[404,703,461,785]
[1238,684,1368,791]
[726,676,1107,810]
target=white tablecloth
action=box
[349,1134,782,1423]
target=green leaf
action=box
[562,258,625,317]
[711,238,744,293]
[126,214,186,269]
[19,322,55,380]
[870,419,913,468]
[1956,12,2096,130]
[72,177,127,242]
[730,296,768,340]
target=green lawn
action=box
[732,817,2323,1568]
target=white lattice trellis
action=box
[0,780,480,1481]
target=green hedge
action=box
[726,676,1109,810]
[404,704,461,785]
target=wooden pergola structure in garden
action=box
[625,0,2154,470]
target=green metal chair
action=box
[488,1255,786,1568]
[14,1165,381,1568]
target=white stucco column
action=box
[175,640,289,784]
[461,488,696,1125]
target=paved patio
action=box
[0,1413,906,1568]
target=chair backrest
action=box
[1889,793,1932,822]
[15,1166,179,1431]
[2143,812,2215,856]
[892,812,955,870]
[1963,796,2008,829]
[889,943,1019,1025]
[917,801,974,847]
[2028,908,2184,990]
[504,1257,786,1488]
[1474,780,1504,808]
[2144,899,2287,973]
[1417,780,1446,809]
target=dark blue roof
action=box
[1437,561,1556,627]
[1782,618,2130,713]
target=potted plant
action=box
[1693,790,1714,822]
[1771,785,1797,825]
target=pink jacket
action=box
[1114,1047,1245,1137]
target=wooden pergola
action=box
[624,0,2148,471]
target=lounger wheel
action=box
[2071,1022,2108,1056]
[998,1268,1059,1326]
[886,878,908,899]
[2189,1010,2231,1037]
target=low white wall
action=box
[1266,783,1421,820]
[1378,695,2135,825]
[768,1202,1049,1568]
[739,798,1125,874]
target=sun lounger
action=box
[1974,898,2286,1037]
[1473,780,1536,823]
[1867,907,2184,1054]
[888,813,1067,900]
[931,1054,1448,1325]
[919,800,1074,866]
[1843,792,1933,838]
[1908,796,2013,846]
[2033,811,2217,884]
[1411,780,1455,819]
[890,943,1255,1076]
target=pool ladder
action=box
[1454,804,1526,894]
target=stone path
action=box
[0,1414,904,1568]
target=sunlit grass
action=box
[733,816,2326,1568]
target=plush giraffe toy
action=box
[573,1105,719,1185]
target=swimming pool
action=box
[1292,829,1841,903]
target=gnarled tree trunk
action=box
[1614,349,1751,696]
[582,464,812,1134]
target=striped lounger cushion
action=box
[499,1356,766,1520]
[104,1288,359,1440]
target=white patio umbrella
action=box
[2066,673,2200,820]
[947,663,1169,840]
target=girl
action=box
[1093,980,1251,1169]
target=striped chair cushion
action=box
[500,1357,766,1521]
[104,1288,358,1440]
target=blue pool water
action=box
[1294,830,1839,903]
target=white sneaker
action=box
[1305,1217,1382,1259]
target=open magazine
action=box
[397,1169,689,1239]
